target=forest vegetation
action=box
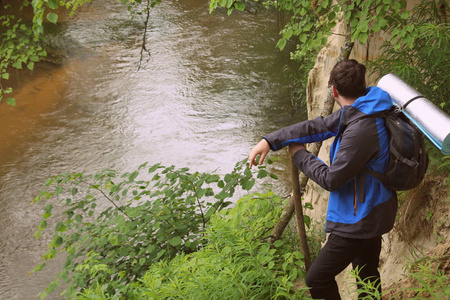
[1,0,449,299]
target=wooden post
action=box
[291,158,312,271]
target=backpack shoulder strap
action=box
[350,109,393,201]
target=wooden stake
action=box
[291,158,312,271]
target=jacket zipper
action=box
[353,178,357,216]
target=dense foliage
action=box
[78,192,310,299]
[0,3,47,106]
[369,0,449,114]
[32,159,280,298]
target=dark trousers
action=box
[305,233,382,300]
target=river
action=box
[0,0,305,298]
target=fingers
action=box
[248,139,270,168]
[258,152,267,166]
[248,149,260,168]
[248,151,256,168]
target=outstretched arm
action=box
[248,139,270,168]
[288,143,306,156]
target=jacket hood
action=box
[351,86,393,115]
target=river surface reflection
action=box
[0,1,305,298]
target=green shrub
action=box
[78,192,312,299]
[32,159,273,299]
[349,255,450,300]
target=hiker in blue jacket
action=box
[248,59,398,299]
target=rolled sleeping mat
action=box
[377,73,450,155]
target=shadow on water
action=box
[0,0,306,298]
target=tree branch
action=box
[138,0,152,71]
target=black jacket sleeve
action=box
[292,118,381,191]
[263,110,342,151]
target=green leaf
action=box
[147,244,156,253]
[206,174,220,183]
[55,222,67,232]
[39,220,47,230]
[284,28,293,40]
[234,2,245,11]
[360,22,369,33]
[46,12,58,24]
[6,98,16,106]
[12,61,22,69]
[129,171,139,181]
[328,11,336,22]
[359,33,368,44]
[27,62,34,70]
[209,1,218,12]
[344,10,351,20]
[300,7,307,16]
[224,174,232,183]
[45,203,53,213]
[54,236,63,247]
[169,236,182,246]
[2,73,9,80]
[48,0,59,9]
[55,185,63,196]
[378,18,388,29]
[304,215,311,228]
[33,24,44,35]
[372,22,381,32]
[257,169,268,179]
[299,34,307,43]
[401,11,409,19]
[276,38,287,51]
[273,240,284,247]
[148,164,160,173]
[242,178,255,190]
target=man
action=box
[248,59,397,299]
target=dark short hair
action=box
[328,59,366,99]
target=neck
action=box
[331,85,359,107]
[339,96,357,106]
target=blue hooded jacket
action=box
[264,87,397,239]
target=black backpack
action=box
[362,107,429,191]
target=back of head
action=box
[328,59,366,99]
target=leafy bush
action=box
[368,0,449,114]
[78,192,312,299]
[0,2,47,106]
[32,159,275,299]
[349,254,450,300]
[405,255,450,299]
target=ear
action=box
[331,85,339,98]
